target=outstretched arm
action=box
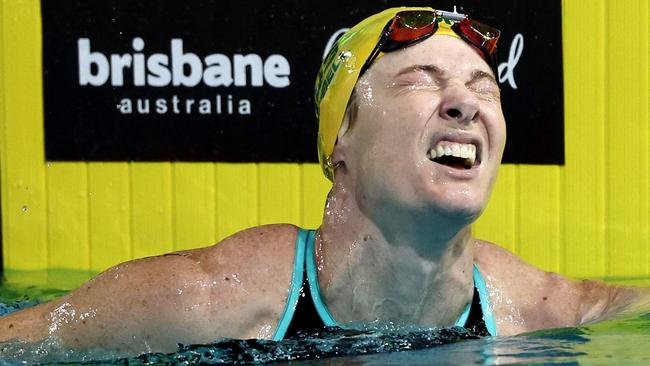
[0,224,297,354]
[474,240,644,336]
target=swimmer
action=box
[1,7,648,355]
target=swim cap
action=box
[315,7,462,181]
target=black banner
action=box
[42,0,564,164]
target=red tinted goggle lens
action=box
[452,17,500,55]
[389,11,438,43]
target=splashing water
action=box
[0,323,478,365]
[4,279,650,365]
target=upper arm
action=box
[1,252,215,351]
[473,240,639,335]
[574,278,641,324]
[0,224,299,353]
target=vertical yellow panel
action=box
[0,0,7,268]
[473,165,517,253]
[45,162,89,270]
[606,0,650,277]
[259,163,301,225]
[215,163,258,240]
[561,0,607,278]
[2,0,47,270]
[641,1,650,278]
[131,163,173,259]
[517,166,562,272]
[172,163,216,250]
[300,164,330,229]
[88,163,131,271]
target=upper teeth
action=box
[429,141,477,166]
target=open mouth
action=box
[427,141,480,170]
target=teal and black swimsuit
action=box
[272,229,497,340]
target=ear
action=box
[330,107,353,166]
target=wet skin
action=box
[0,35,646,354]
[335,35,506,224]
[317,34,508,327]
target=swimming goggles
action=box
[359,10,501,76]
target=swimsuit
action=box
[272,229,497,340]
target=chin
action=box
[439,201,484,223]
[426,186,488,223]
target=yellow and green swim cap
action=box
[315,7,464,181]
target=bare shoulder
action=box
[125,223,303,341]
[472,239,556,286]
[180,223,300,333]
[0,224,302,351]
[189,223,300,275]
[472,240,640,335]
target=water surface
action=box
[2,271,649,365]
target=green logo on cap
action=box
[314,43,344,119]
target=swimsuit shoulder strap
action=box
[473,264,497,336]
[271,228,309,341]
[304,229,338,326]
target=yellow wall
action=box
[1,0,648,283]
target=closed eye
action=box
[393,67,443,91]
[466,70,500,99]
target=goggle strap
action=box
[359,21,393,76]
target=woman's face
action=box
[336,35,506,221]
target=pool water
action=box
[2,272,650,365]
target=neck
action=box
[316,183,476,327]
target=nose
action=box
[438,84,479,125]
